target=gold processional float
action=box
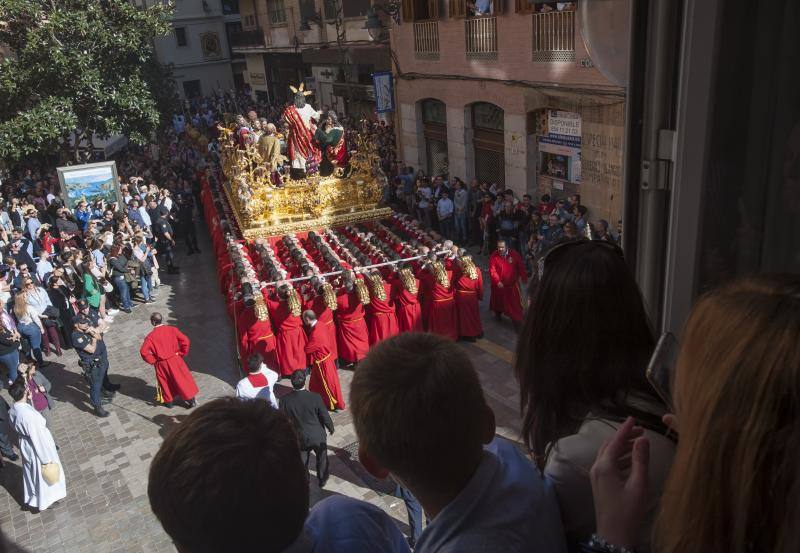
[217,85,392,239]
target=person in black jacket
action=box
[280,370,334,487]
[107,245,133,313]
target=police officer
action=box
[72,314,116,418]
[175,194,200,256]
[149,200,180,274]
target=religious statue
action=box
[314,110,349,177]
[282,82,321,180]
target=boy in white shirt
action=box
[235,353,279,408]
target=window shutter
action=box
[493,0,504,15]
[429,0,439,19]
[402,0,415,22]
[514,0,530,14]
[449,0,466,18]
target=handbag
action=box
[42,305,61,328]
[41,462,60,486]
[101,279,114,293]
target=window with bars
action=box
[267,0,287,24]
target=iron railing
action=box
[465,16,497,60]
[532,10,575,61]
[413,21,440,59]
[230,28,265,48]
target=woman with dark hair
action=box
[515,239,675,552]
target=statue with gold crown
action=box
[282,82,322,180]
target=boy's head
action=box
[148,398,309,553]
[351,333,495,495]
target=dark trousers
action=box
[394,484,426,545]
[158,241,176,268]
[303,443,329,486]
[182,223,199,252]
[87,355,113,408]
[0,398,15,458]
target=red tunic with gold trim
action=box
[304,295,339,361]
[264,292,308,376]
[391,276,423,333]
[454,268,484,338]
[365,282,399,346]
[419,270,458,341]
[305,324,345,411]
[139,325,199,404]
[334,289,370,363]
[242,318,278,372]
[489,250,528,322]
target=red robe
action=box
[366,282,399,346]
[140,325,199,403]
[419,270,458,341]
[306,324,345,411]
[304,295,339,361]
[454,268,484,338]
[242,318,278,372]
[265,293,308,376]
[392,277,423,333]
[335,290,370,363]
[489,250,528,322]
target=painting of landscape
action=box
[57,161,121,210]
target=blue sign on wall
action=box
[372,71,395,113]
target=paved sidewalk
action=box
[0,233,523,552]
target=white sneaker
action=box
[103,316,114,323]
[108,309,120,315]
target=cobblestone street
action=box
[0,230,523,553]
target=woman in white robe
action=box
[8,380,66,511]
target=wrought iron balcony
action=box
[230,28,265,49]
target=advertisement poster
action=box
[373,71,395,113]
[56,161,121,210]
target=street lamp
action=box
[363,1,402,30]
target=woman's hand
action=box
[589,416,650,549]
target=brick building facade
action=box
[391,1,626,223]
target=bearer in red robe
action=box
[364,270,399,346]
[264,284,308,376]
[392,265,422,333]
[454,253,484,341]
[303,278,339,362]
[489,239,528,326]
[302,310,345,411]
[240,295,278,371]
[418,254,458,341]
[334,273,370,368]
[139,312,199,408]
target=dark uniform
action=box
[152,215,178,272]
[176,196,200,255]
[72,328,113,409]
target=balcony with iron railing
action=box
[532,9,575,61]
[413,21,440,59]
[465,16,497,60]
[230,27,266,49]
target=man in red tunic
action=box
[364,270,399,346]
[418,254,458,341]
[264,284,308,377]
[454,254,484,341]
[392,265,422,333]
[489,239,528,327]
[334,274,370,368]
[240,296,278,371]
[303,278,339,363]
[302,310,345,411]
[139,312,199,409]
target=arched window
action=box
[470,102,504,185]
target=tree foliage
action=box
[0,0,177,162]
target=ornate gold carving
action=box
[218,123,388,238]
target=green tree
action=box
[0,0,177,163]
